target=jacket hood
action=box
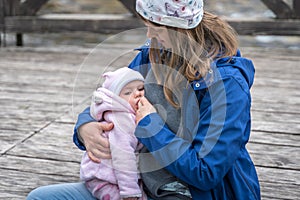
[90,88,135,121]
[217,50,255,88]
[192,50,255,90]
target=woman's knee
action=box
[26,182,96,200]
[26,184,67,200]
[26,186,47,200]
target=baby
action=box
[80,67,147,200]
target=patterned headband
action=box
[136,0,204,29]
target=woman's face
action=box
[144,22,172,49]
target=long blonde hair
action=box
[145,11,238,107]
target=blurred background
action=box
[2,0,300,49]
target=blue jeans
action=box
[26,182,97,200]
[27,182,153,200]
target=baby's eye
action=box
[124,91,132,95]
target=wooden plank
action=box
[5,14,144,34]
[0,130,34,155]
[251,107,300,134]
[253,75,300,89]
[261,0,293,19]
[0,155,80,177]
[0,155,80,198]
[4,14,300,35]
[251,121,300,135]
[252,87,300,107]
[255,167,300,200]
[249,51,300,116]
[0,168,80,199]
[259,181,300,200]
[253,57,300,75]
[252,110,300,123]
[227,18,300,35]
[252,101,300,116]
[20,0,49,15]
[247,142,300,170]
[7,122,83,162]
[241,47,300,60]
[250,130,300,147]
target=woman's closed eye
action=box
[138,86,144,91]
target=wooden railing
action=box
[1,0,300,46]
[261,0,300,19]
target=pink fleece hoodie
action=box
[80,88,145,199]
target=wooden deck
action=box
[0,39,299,199]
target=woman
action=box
[27,0,260,199]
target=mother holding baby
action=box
[27,0,260,199]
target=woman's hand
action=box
[136,96,157,124]
[78,122,113,163]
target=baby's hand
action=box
[136,96,156,124]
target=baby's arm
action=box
[107,112,143,199]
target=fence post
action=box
[118,0,136,16]
[2,0,22,46]
[10,0,22,46]
[20,0,49,15]
[0,0,5,46]
[261,0,293,19]
[294,0,300,19]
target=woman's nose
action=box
[147,27,156,38]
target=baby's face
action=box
[119,80,144,111]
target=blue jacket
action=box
[74,41,261,200]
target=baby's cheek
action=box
[129,100,137,111]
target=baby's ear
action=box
[102,71,112,78]
[92,91,103,104]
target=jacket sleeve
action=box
[135,77,251,191]
[73,107,96,150]
[108,112,142,198]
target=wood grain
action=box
[0,44,299,199]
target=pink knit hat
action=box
[102,67,144,95]
[136,0,204,29]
